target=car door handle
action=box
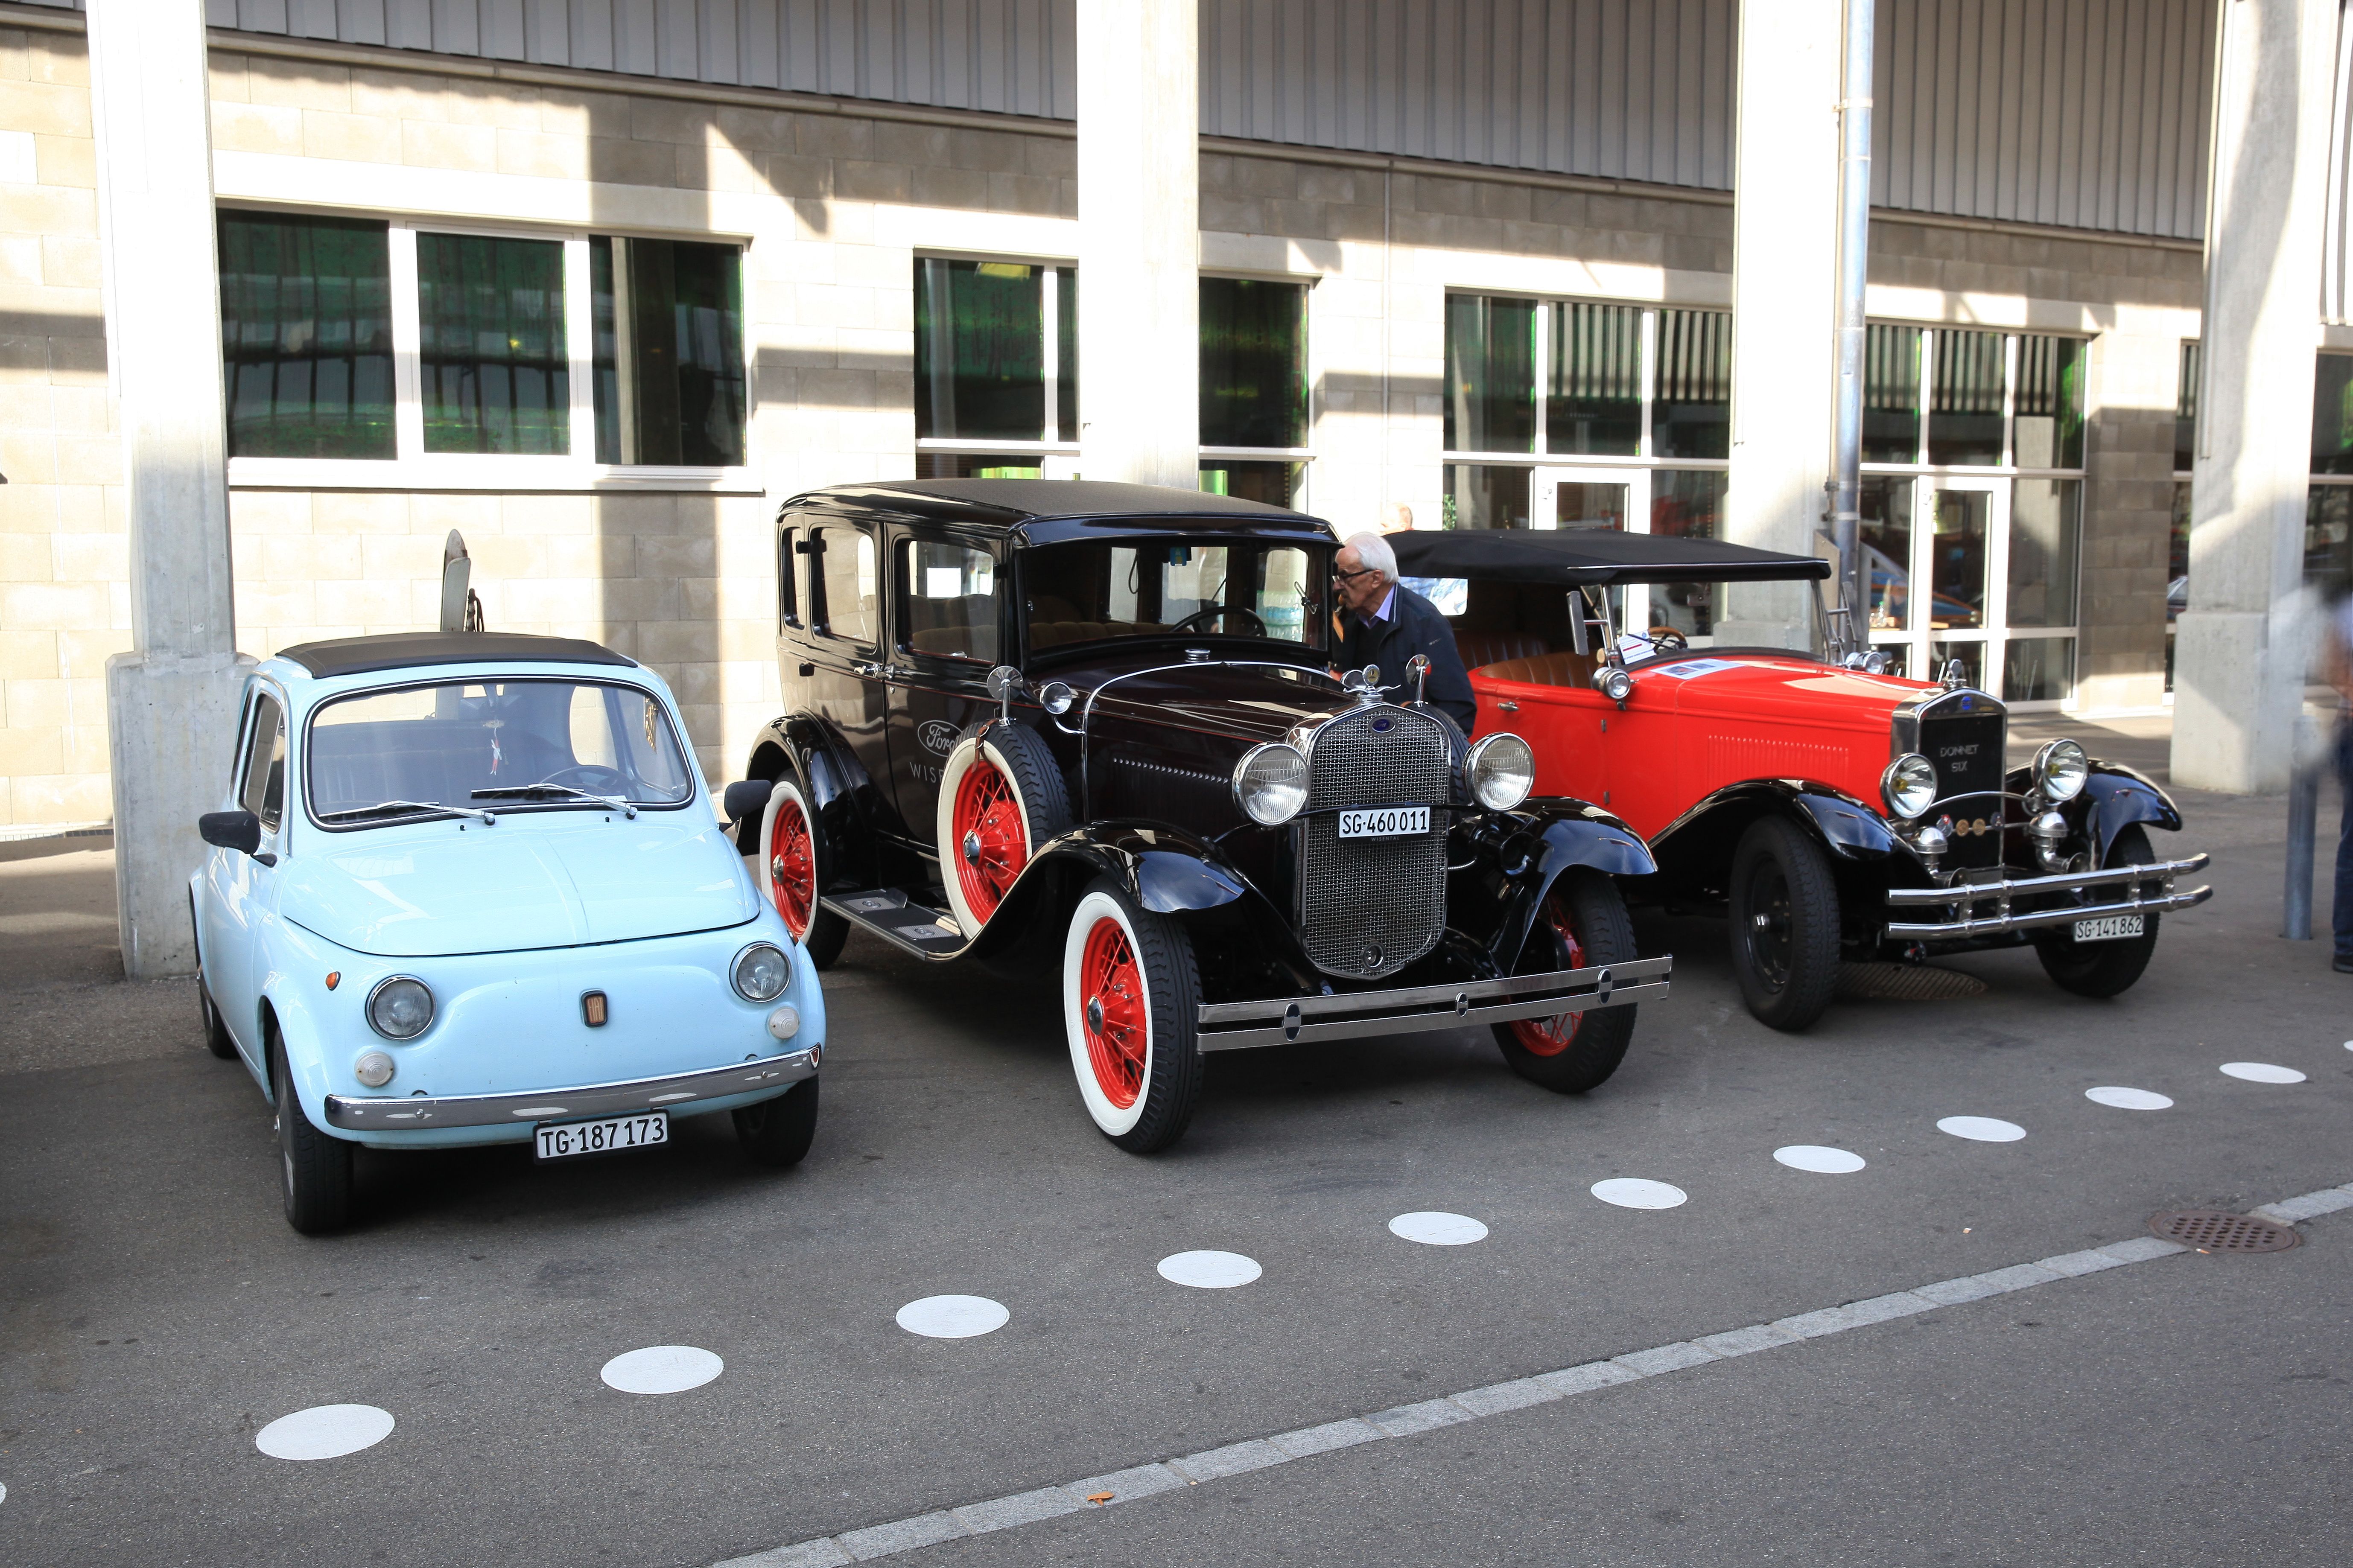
[853,659,911,680]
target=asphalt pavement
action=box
[1,720,2347,1567]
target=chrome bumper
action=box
[1195,956,1670,1052]
[1882,853,2212,941]
[324,1047,820,1131]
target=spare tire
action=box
[937,720,1071,935]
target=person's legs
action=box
[2334,719,2353,966]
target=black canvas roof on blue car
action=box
[276,631,636,679]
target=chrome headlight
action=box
[2032,739,2088,803]
[366,976,434,1040]
[1232,742,1308,826]
[1592,667,1633,702]
[1881,753,1938,820]
[733,942,790,1002]
[1465,732,1537,812]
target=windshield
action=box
[1022,539,1328,653]
[307,679,696,827]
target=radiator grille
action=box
[1296,705,1452,980]
[1919,710,2007,870]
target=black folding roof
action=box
[1389,527,1832,586]
[276,632,637,680]
[792,478,1335,546]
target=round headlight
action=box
[2033,739,2089,803]
[1466,732,1537,812]
[1593,667,1634,702]
[733,942,790,1002]
[366,976,434,1040]
[1881,753,1938,820]
[353,1050,396,1088]
[1232,742,1308,826]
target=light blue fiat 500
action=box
[190,630,825,1233]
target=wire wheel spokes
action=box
[1510,895,1588,1058]
[767,796,816,938]
[1081,917,1148,1109]
[953,759,1027,921]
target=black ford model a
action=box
[723,479,1670,1152]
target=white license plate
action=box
[2072,915,2145,944]
[1337,806,1431,839]
[534,1111,668,1161]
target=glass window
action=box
[1552,481,1629,530]
[1443,464,1531,530]
[916,259,1055,441]
[1547,302,1641,455]
[1445,295,1537,453]
[2014,336,2084,469]
[1860,476,1914,631]
[1927,488,1991,630]
[1864,325,1921,463]
[1928,639,1984,689]
[2175,341,2200,473]
[1652,309,1731,459]
[1057,267,1077,439]
[2314,354,2353,475]
[2307,485,2353,599]
[239,694,288,831]
[814,526,879,647]
[1200,460,1304,507]
[1927,329,2005,466]
[590,237,746,466]
[2002,637,2074,703]
[218,213,395,460]
[899,539,998,664]
[917,453,1043,479]
[416,232,569,455]
[1022,539,1325,652]
[2169,481,2191,619]
[1651,469,1726,540]
[777,525,800,630]
[307,679,692,825]
[2007,480,2080,627]
[1200,277,1307,449]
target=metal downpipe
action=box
[1829,0,1875,639]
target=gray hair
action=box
[1343,531,1398,584]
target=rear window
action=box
[1021,539,1328,653]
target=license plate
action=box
[1337,806,1431,839]
[534,1111,668,1161]
[2072,915,2144,944]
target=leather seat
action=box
[1479,649,1601,688]
[1453,630,1552,670]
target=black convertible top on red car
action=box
[1390,527,1832,586]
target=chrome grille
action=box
[1920,710,2007,870]
[1296,705,1452,980]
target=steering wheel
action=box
[1649,627,1690,654]
[539,764,630,793]
[1169,605,1267,635]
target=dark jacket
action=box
[1335,582,1477,735]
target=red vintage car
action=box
[1391,528,2213,1030]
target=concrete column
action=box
[1720,0,1843,650]
[1076,0,1199,489]
[2172,0,2340,793]
[89,0,249,977]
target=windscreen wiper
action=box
[318,799,496,825]
[472,782,637,819]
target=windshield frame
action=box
[1015,534,1334,667]
[301,674,701,833]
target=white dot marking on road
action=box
[255,1404,395,1461]
[599,1345,723,1394]
[2220,1061,2307,1084]
[1773,1145,1866,1173]
[1157,1250,1263,1289]
[896,1294,1010,1338]
[1591,1178,1688,1209]
[1937,1116,2027,1142]
[1388,1211,1489,1245]
[2085,1086,2173,1110]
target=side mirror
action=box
[199,810,262,856]
[722,780,774,822]
[1036,680,1076,716]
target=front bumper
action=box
[1881,853,2212,941]
[324,1046,819,1131]
[1195,956,1670,1052]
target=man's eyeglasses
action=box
[1331,565,1379,585]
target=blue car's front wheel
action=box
[734,1077,819,1168]
[272,1032,354,1234]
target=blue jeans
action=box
[2337,721,2353,957]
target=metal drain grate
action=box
[1835,962,1989,1001]
[2149,1210,2302,1253]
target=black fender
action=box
[739,712,873,876]
[1649,778,1902,885]
[2003,761,2182,862]
[1450,799,1655,968]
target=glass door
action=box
[1871,477,2004,685]
[1533,466,1652,638]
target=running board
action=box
[822,890,970,959]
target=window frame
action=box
[237,689,289,834]
[808,522,882,652]
[220,207,759,494]
[892,530,1006,670]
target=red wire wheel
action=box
[1490,869,1640,1095]
[1507,901,1587,1057]
[951,753,1029,924]
[1079,914,1147,1109]
[765,790,817,940]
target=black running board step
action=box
[822,891,970,959]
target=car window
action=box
[899,537,998,664]
[239,693,288,832]
[777,522,800,630]
[1022,539,1325,652]
[813,525,878,647]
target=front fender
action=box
[2005,761,2182,860]
[259,928,357,1141]
[1649,779,1901,885]
[1452,801,1654,966]
[741,712,867,860]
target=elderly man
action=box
[1331,530,1477,734]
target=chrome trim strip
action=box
[324,1049,817,1130]
[1194,956,1671,1051]
[1883,852,2210,905]
[1884,884,2211,940]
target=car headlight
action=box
[1465,732,1537,812]
[1592,667,1633,702]
[1232,742,1308,826]
[354,1050,396,1088]
[366,976,435,1040]
[2032,739,2088,803]
[1881,753,1938,820]
[733,942,790,1002]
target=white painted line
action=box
[1157,1250,1261,1288]
[1936,1115,2026,1142]
[895,1295,1008,1338]
[1591,1177,1687,1209]
[254,1404,394,1461]
[1774,1145,1867,1173]
[2220,1061,2306,1084]
[601,1346,723,1395]
[716,1178,2350,1568]
[1388,1211,1487,1245]
[2085,1087,2172,1110]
